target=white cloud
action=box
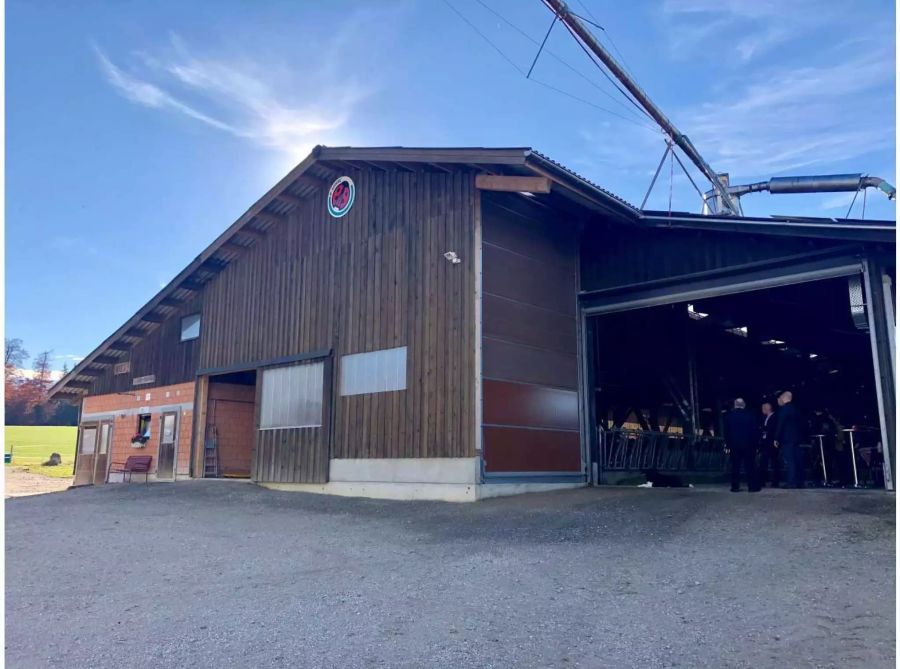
[93,25,375,161]
[678,49,895,178]
[16,368,65,381]
[94,44,237,134]
[660,0,836,62]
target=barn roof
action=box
[48,145,895,400]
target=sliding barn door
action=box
[253,356,332,484]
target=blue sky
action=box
[6,0,896,371]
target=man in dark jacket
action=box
[758,401,780,487]
[725,398,760,492]
[775,391,805,488]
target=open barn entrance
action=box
[588,275,890,490]
[203,371,257,479]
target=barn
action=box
[49,146,896,500]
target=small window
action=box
[137,414,152,438]
[160,413,177,444]
[180,313,201,341]
[340,346,407,396]
[259,362,324,429]
[80,427,97,455]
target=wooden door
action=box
[157,412,177,480]
[73,424,98,486]
[92,421,112,485]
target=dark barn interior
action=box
[591,276,886,487]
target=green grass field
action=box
[4,426,77,478]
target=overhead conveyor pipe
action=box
[707,174,896,210]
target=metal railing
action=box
[600,428,728,472]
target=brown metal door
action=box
[92,421,112,485]
[157,412,177,480]
[73,424,98,486]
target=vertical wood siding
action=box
[199,169,477,481]
[580,223,853,292]
[88,296,202,395]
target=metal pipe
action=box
[706,174,897,208]
[541,0,742,216]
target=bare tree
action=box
[5,338,28,374]
[31,351,54,393]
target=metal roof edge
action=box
[524,151,640,219]
[638,210,896,243]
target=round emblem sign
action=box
[327,176,355,218]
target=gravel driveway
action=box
[5,482,895,668]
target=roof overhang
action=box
[48,145,896,400]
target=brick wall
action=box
[207,382,256,476]
[82,382,196,480]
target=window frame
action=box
[180,313,201,342]
[258,361,325,430]
[339,346,408,397]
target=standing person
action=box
[775,391,805,488]
[725,398,760,493]
[758,401,780,487]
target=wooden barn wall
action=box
[580,223,855,292]
[480,194,582,474]
[200,168,477,483]
[87,295,203,396]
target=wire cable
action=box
[442,0,657,130]
[572,0,642,87]
[557,18,653,121]
[845,188,861,219]
[526,13,558,79]
[442,0,527,76]
[470,0,653,125]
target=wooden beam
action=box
[295,174,328,188]
[201,258,229,273]
[123,327,147,338]
[93,355,119,365]
[67,381,94,390]
[141,313,166,323]
[361,160,389,172]
[395,161,423,173]
[239,227,266,240]
[108,342,132,351]
[275,192,304,207]
[254,212,286,226]
[475,174,552,193]
[218,241,246,254]
[180,279,205,292]
[427,162,453,173]
[159,296,184,307]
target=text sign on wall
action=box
[327,176,355,218]
[132,375,156,386]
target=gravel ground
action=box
[4,469,72,498]
[5,482,895,668]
